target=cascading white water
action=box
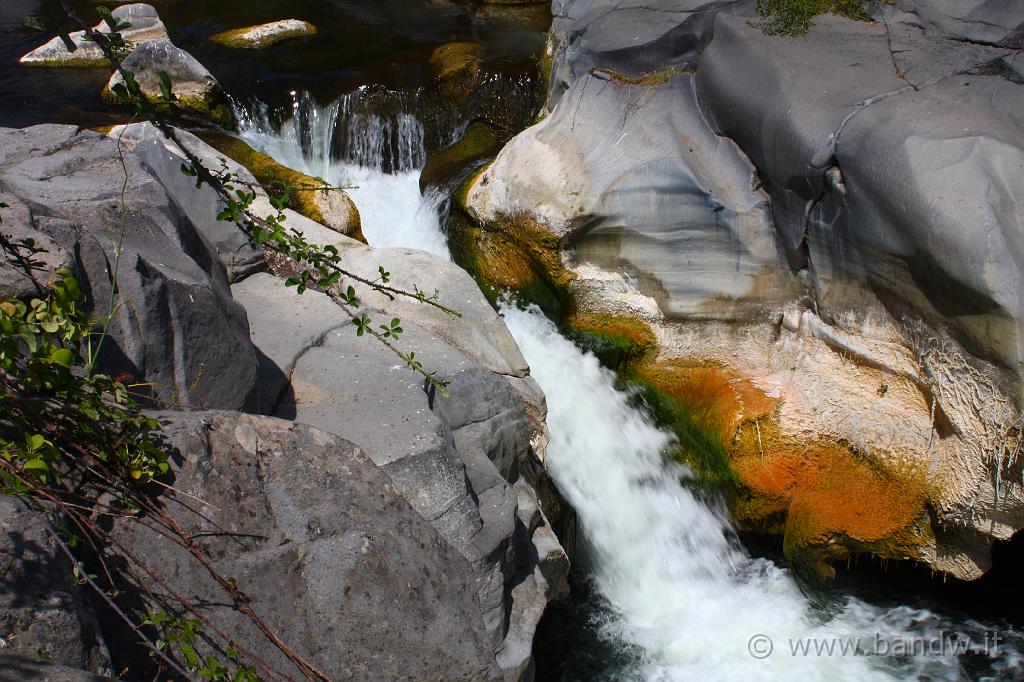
[235,91,450,259]
[234,87,1019,682]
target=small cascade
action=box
[233,81,1023,682]
[235,89,449,258]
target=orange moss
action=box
[731,419,932,577]
[636,360,778,446]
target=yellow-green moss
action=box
[210,22,317,49]
[420,122,501,192]
[101,85,236,129]
[197,133,365,243]
[447,199,574,318]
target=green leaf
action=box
[50,348,74,368]
[26,434,45,451]
[23,459,49,472]
[58,32,77,52]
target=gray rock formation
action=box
[467,70,789,320]
[545,0,753,108]
[233,265,568,679]
[104,40,233,127]
[0,497,111,675]
[19,4,167,67]
[465,0,1024,578]
[0,125,259,411]
[106,411,503,681]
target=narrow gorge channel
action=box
[236,93,1022,681]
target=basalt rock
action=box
[103,411,504,681]
[0,498,111,675]
[0,124,259,411]
[232,258,567,679]
[103,40,234,128]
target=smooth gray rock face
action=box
[0,656,114,682]
[811,75,1024,376]
[231,265,567,676]
[111,123,263,279]
[468,72,788,320]
[106,411,502,681]
[340,246,530,376]
[0,125,259,411]
[546,0,753,107]
[696,13,908,268]
[890,0,1024,47]
[0,498,111,675]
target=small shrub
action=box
[755,0,870,35]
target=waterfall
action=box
[235,90,449,258]
[234,86,1021,682]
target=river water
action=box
[236,94,1023,681]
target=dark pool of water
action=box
[0,0,549,128]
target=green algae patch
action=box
[197,133,365,243]
[448,203,574,320]
[420,122,501,192]
[566,313,657,371]
[628,362,779,488]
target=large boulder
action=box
[103,411,503,681]
[104,40,234,128]
[465,70,788,320]
[470,0,1024,580]
[0,124,259,411]
[232,263,568,678]
[0,497,111,675]
[106,123,362,280]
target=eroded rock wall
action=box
[459,0,1024,580]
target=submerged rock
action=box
[19,4,167,68]
[210,19,318,49]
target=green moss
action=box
[420,122,501,192]
[197,132,365,242]
[630,377,738,487]
[565,313,656,371]
[447,203,573,320]
[754,0,870,35]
